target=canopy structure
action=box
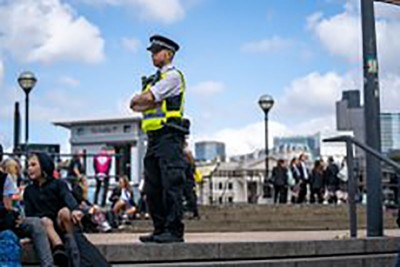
[376,0,400,5]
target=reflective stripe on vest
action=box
[141,69,185,133]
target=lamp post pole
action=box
[18,71,37,156]
[258,95,274,198]
[361,0,383,237]
[359,0,400,236]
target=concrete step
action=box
[112,254,397,267]
[119,204,398,232]
[22,233,400,266]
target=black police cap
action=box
[147,35,180,53]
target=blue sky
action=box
[1,0,400,155]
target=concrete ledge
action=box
[22,236,400,265]
[112,254,397,267]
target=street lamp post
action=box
[258,95,274,198]
[360,0,400,237]
[18,71,37,154]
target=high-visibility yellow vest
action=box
[141,68,185,133]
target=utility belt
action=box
[146,118,190,139]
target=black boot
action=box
[139,233,160,243]
[52,244,69,267]
[153,232,184,243]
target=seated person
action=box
[109,176,137,227]
[64,177,111,233]
[24,152,84,267]
[1,161,54,267]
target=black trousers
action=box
[273,185,288,204]
[310,188,324,204]
[297,182,308,204]
[144,129,185,237]
[94,177,109,207]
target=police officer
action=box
[130,34,187,243]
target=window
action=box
[228,197,233,203]
[218,182,223,190]
[218,197,223,204]
[228,182,233,190]
[76,127,84,136]
[123,125,132,133]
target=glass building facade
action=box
[273,134,320,160]
[380,113,400,153]
[195,141,226,162]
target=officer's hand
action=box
[129,97,135,110]
[72,210,84,224]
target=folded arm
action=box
[130,91,157,112]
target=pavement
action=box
[86,229,400,244]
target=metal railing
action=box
[324,135,400,238]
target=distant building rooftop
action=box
[53,116,142,129]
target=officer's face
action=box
[151,49,172,67]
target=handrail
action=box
[324,135,400,238]
[324,135,400,172]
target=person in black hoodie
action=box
[24,152,83,267]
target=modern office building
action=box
[273,134,320,160]
[336,90,400,155]
[195,141,226,162]
[336,90,365,143]
[380,113,400,153]
[272,131,352,162]
[336,90,365,169]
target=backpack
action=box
[0,230,22,267]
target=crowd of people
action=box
[0,143,201,266]
[269,153,349,205]
[0,152,109,267]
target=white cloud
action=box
[241,36,292,53]
[81,0,185,24]
[278,72,347,118]
[59,76,80,87]
[380,73,400,111]
[195,115,336,157]
[190,81,225,97]
[0,0,105,64]
[121,37,141,52]
[195,121,291,156]
[308,0,400,73]
[207,68,400,157]
[307,10,360,62]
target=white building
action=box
[197,156,278,205]
[53,116,145,184]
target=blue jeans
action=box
[19,217,54,267]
